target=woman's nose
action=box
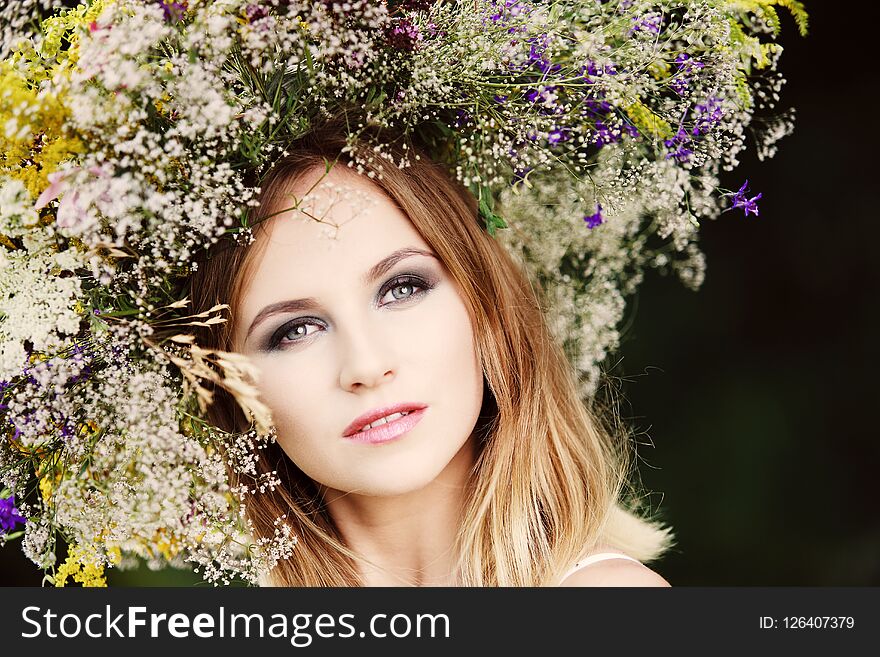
[337,324,397,392]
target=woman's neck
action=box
[323,435,477,587]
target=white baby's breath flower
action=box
[0,177,38,236]
[0,232,85,379]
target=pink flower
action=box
[34,170,70,211]
[33,166,111,232]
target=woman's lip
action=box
[343,402,428,436]
[343,408,427,445]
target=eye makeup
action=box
[259,268,439,352]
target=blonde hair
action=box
[189,118,674,586]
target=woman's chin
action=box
[323,461,451,499]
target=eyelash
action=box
[266,274,434,350]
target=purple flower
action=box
[580,61,599,80]
[245,4,269,22]
[727,180,762,216]
[386,19,422,51]
[580,61,618,82]
[547,128,569,145]
[424,21,441,38]
[525,36,561,74]
[490,0,530,24]
[528,41,546,60]
[156,0,187,22]
[670,76,689,95]
[453,109,471,128]
[493,94,508,104]
[524,85,558,112]
[593,121,617,147]
[583,98,612,117]
[665,146,693,162]
[630,14,662,35]
[512,166,533,186]
[692,96,724,136]
[68,354,94,384]
[398,0,434,11]
[583,204,604,229]
[674,53,705,72]
[534,58,561,74]
[0,495,26,534]
[671,54,704,95]
[525,35,554,73]
[665,121,696,163]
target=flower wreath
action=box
[0,0,806,585]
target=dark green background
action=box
[613,0,879,585]
[2,1,876,586]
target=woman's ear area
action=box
[559,561,671,588]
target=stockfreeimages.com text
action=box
[21,605,451,646]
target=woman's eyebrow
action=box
[362,247,438,285]
[245,247,438,340]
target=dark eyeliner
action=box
[377,272,436,305]
[264,316,324,351]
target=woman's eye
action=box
[284,323,320,341]
[379,276,428,305]
[271,321,323,348]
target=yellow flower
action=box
[106,545,122,566]
[54,545,108,588]
[36,450,63,503]
[77,419,100,437]
[648,60,671,81]
[151,529,182,561]
[0,1,109,201]
[38,476,55,503]
[40,0,113,66]
[0,60,82,199]
[624,101,673,140]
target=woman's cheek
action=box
[260,371,330,469]
[256,355,325,437]
[422,292,477,369]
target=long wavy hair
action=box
[189,117,674,586]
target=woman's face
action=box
[233,165,484,497]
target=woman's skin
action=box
[233,164,670,587]
[234,165,484,585]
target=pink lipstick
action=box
[343,403,428,445]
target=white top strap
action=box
[559,552,642,583]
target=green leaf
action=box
[486,212,508,236]
[479,201,507,236]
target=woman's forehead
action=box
[255,166,427,264]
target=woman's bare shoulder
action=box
[558,545,671,587]
[559,560,670,587]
